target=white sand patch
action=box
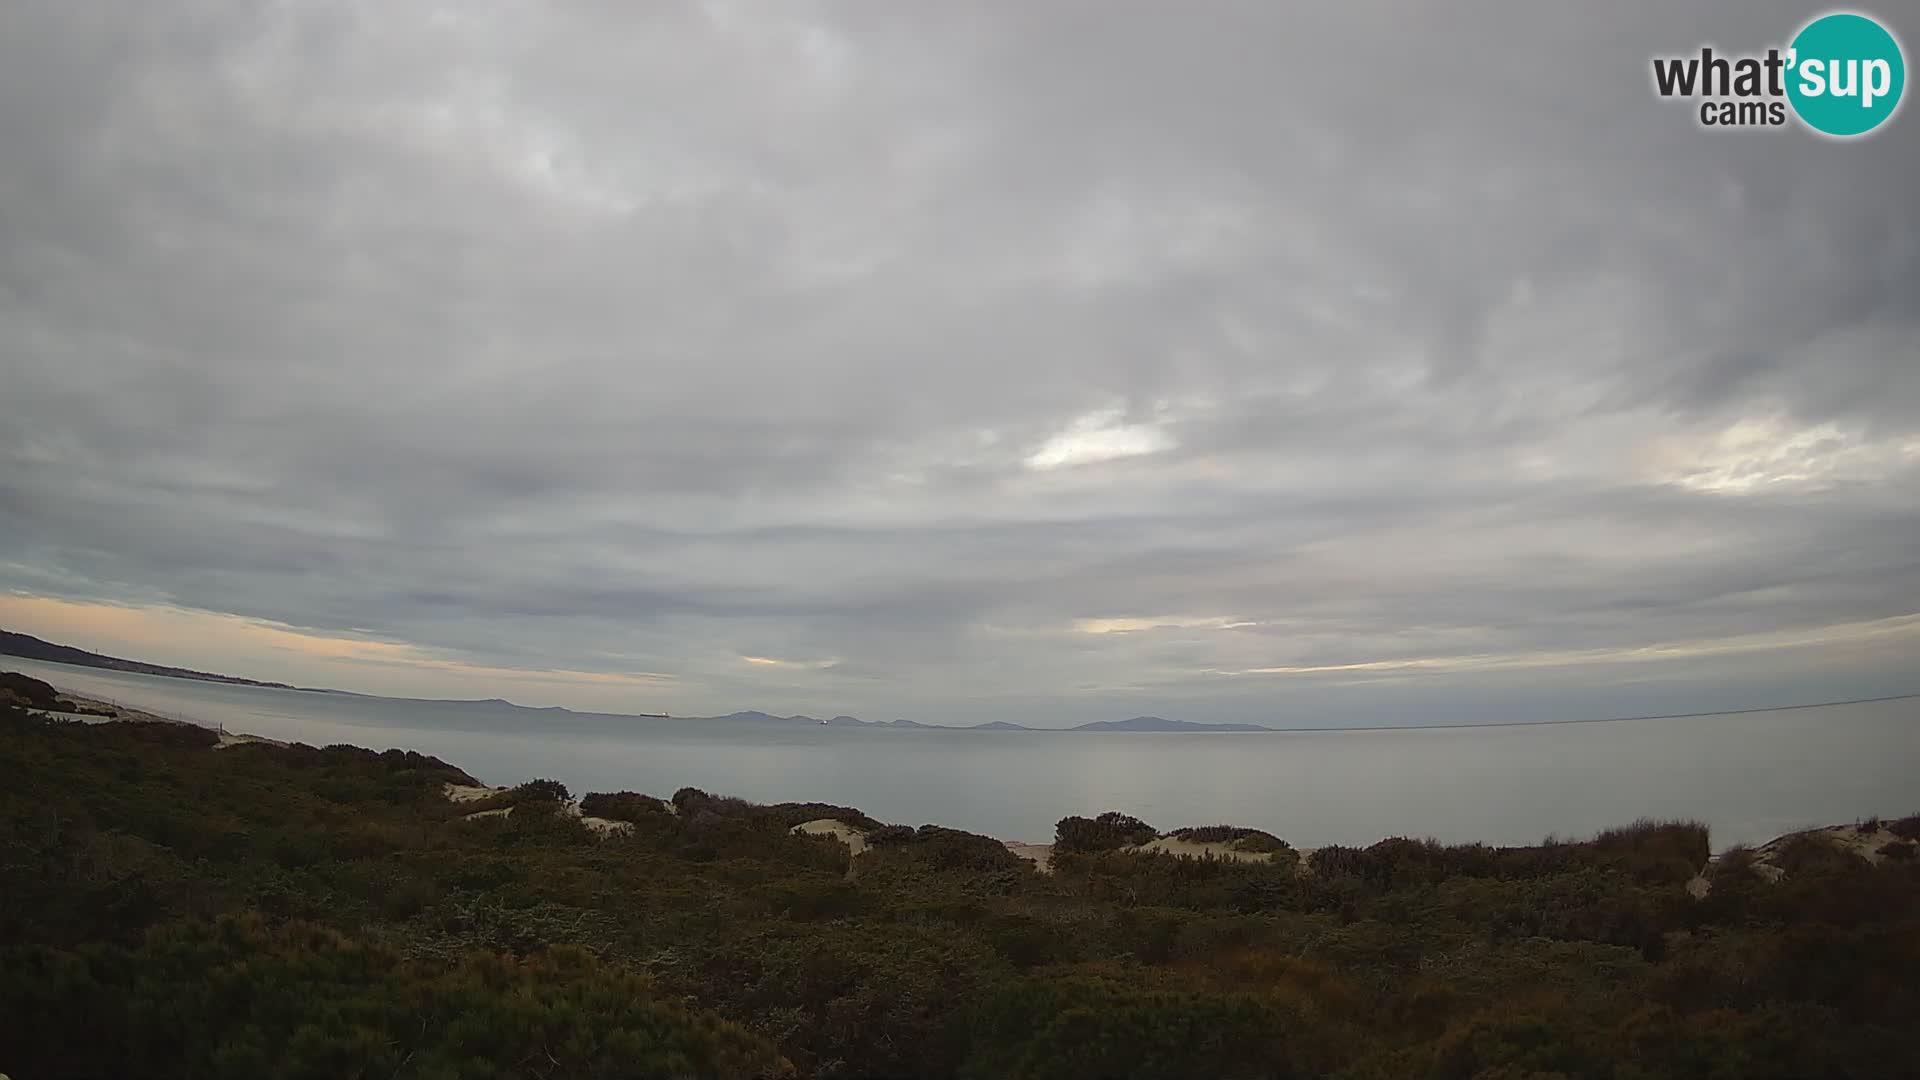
[1131,837,1277,863]
[556,799,634,836]
[214,731,286,750]
[1749,822,1914,869]
[1695,821,1914,894]
[444,783,508,803]
[1004,842,1054,873]
[578,815,634,836]
[446,787,632,837]
[792,818,869,855]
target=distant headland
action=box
[0,629,303,689]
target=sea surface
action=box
[10,656,1917,850]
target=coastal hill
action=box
[3,693,1915,1078]
[0,628,297,689]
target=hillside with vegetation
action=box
[2,701,1916,1078]
[0,629,299,688]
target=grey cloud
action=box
[2,1,1917,723]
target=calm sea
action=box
[9,656,1916,850]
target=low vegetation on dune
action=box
[1168,824,1293,854]
[1052,810,1159,853]
[0,671,115,717]
[0,671,64,708]
[3,703,1917,1078]
[577,790,673,822]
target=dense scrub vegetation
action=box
[1054,810,1159,853]
[0,670,113,715]
[3,704,1917,1078]
[579,790,673,822]
[1168,824,1292,854]
[0,670,64,707]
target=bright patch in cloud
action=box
[741,654,841,670]
[1209,613,1920,679]
[1026,409,1175,470]
[1649,416,1920,495]
[1074,615,1254,634]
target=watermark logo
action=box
[1651,10,1905,137]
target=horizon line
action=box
[6,646,1915,734]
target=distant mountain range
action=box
[682,710,1271,732]
[0,629,299,689]
[1070,716,1272,732]
[1,628,1274,731]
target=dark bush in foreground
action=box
[906,825,1025,871]
[0,670,63,708]
[961,976,1332,1080]
[1171,825,1291,853]
[865,823,916,846]
[1772,834,1868,878]
[1055,811,1158,853]
[672,786,884,831]
[6,706,1920,1080]
[1590,817,1711,870]
[318,742,483,786]
[0,915,790,1080]
[511,777,572,803]
[92,717,222,749]
[579,790,671,822]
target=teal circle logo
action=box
[1787,12,1905,137]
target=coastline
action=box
[9,645,1916,735]
[24,673,1908,878]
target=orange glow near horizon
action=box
[0,594,676,706]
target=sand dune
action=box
[792,818,869,855]
[1131,836,1277,863]
[1748,821,1912,868]
[1003,842,1054,872]
[444,783,507,803]
[443,783,633,836]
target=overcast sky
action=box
[1,2,1916,726]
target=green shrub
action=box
[509,777,571,803]
[1167,825,1291,856]
[1054,811,1158,853]
[0,671,62,708]
[959,975,1332,1080]
[671,786,883,831]
[577,790,670,822]
[1588,818,1711,876]
[866,824,916,846]
[1230,831,1289,855]
[0,916,789,1079]
[1772,834,1867,878]
[7,703,1920,1080]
